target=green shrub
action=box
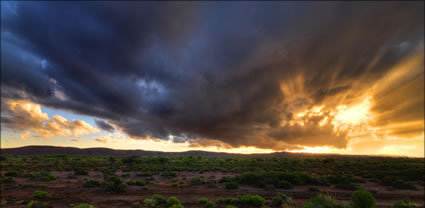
[27,200,48,208]
[350,189,376,208]
[1,177,15,184]
[30,172,58,181]
[219,176,233,183]
[199,197,209,205]
[153,194,166,205]
[126,180,146,186]
[144,199,157,207]
[225,181,239,189]
[5,171,18,177]
[74,168,89,176]
[336,183,359,190]
[216,197,234,205]
[190,176,206,185]
[104,176,127,193]
[83,180,102,188]
[225,206,237,208]
[392,179,417,190]
[32,191,48,200]
[170,205,184,208]
[205,201,215,208]
[271,193,294,207]
[161,171,177,178]
[236,195,265,207]
[166,196,181,207]
[303,193,344,208]
[73,203,95,208]
[309,187,320,192]
[393,200,416,208]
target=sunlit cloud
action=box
[1,99,99,139]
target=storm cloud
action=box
[1,2,423,150]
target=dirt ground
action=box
[1,171,424,208]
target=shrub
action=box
[32,191,48,200]
[205,201,215,208]
[104,177,127,193]
[392,179,417,190]
[170,205,184,208]
[199,197,209,205]
[336,183,359,190]
[393,200,417,208]
[225,206,237,208]
[30,172,58,181]
[219,176,233,183]
[236,195,265,207]
[27,200,48,208]
[271,193,294,207]
[309,187,320,192]
[161,171,177,178]
[190,176,206,185]
[225,181,239,189]
[216,197,234,205]
[278,180,294,189]
[303,193,344,208]
[73,203,95,208]
[144,199,157,207]
[1,177,15,184]
[126,180,146,186]
[5,171,18,177]
[350,190,376,208]
[153,194,166,205]
[166,196,181,207]
[74,168,89,176]
[83,180,102,188]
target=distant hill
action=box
[0,145,405,158]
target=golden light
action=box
[332,96,373,130]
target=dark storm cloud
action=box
[1,2,423,150]
[95,119,115,132]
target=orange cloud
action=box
[1,99,99,139]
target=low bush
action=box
[190,176,206,185]
[351,189,376,208]
[30,172,58,181]
[205,201,215,208]
[392,179,417,190]
[219,176,233,183]
[235,195,265,207]
[83,180,103,188]
[199,197,209,205]
[225,181,239,189]
[5,171,18,177]
[303,193,344,208]
[308,187,320,192]
[72,203,95,208]
[166,196,182,207]
[393,200,416,208]
[271,193,294,207]
[32,191,48,200]
[143,199,157,207]
[104,176,127,193]
[74,168,89,176]
[161,171,177,178]
[126,180,146,186]
[27,200,48,208]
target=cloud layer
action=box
[1,2,424,150]
[1,99,99,139]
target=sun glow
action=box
[332,96,373,130]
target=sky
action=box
[1,2,424,157]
